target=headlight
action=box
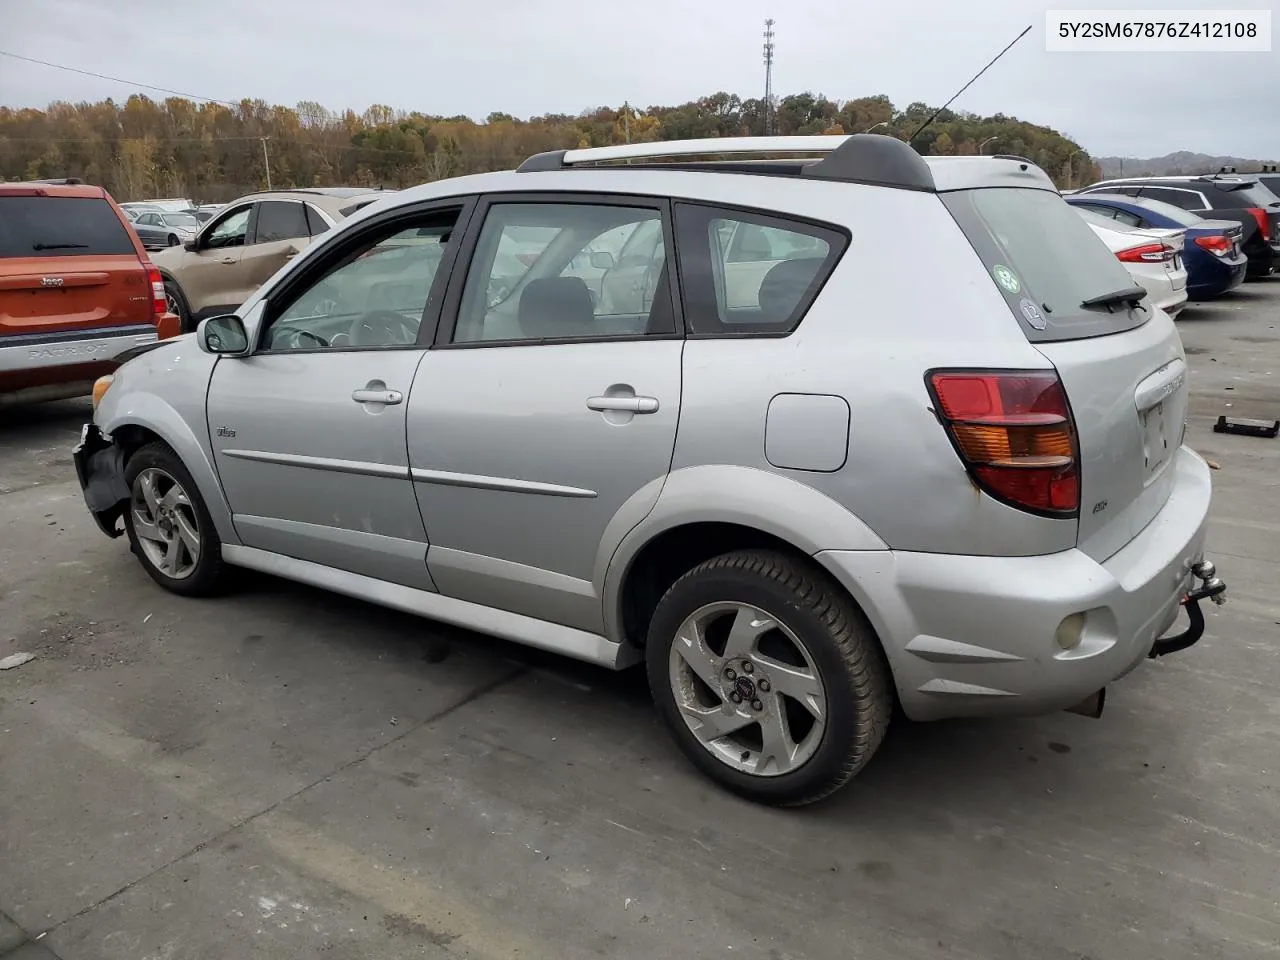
[92,375,114,411]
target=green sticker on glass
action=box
[992,264,1021,294]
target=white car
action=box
[1076,207,1189,317]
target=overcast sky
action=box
[1,0,1276,159]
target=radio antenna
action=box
[909,24,1033,142]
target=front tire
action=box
[646,550,893,806]
[166,233,180,247]
[123,442,225,596]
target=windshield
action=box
[163,213,199,229]
[943,187,1148,343]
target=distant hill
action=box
[1096,151,1279,178]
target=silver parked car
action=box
[73,135,1226,806]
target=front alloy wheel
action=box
[122,442,225,595]
[130,467,200,579]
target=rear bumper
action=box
[1187,257,1248,299]
[817,446,1220,721]
[72,422,130,538]
[1244,241,1280,277]
[0,325,157,375]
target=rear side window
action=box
[254,201,310,244]
[943,188,1147,343]
[674,204,846,336]
[1139,187,1204,211]
[305,205,330,236]
[0,196,136,258]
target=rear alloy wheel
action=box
[123,443,225,596]
[646,550,893,806]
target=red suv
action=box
[0,181,177,408]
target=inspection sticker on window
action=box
[1019,298,1047,330]
[993,264,1021,294]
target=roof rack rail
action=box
[516,135,937,192]
[990,154,1033,165]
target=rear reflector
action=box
[927,370,1080,516]
[1193,235,1233,256]
[1246,208,1270,240]
[145,264,166,320]
[1116,242,1175,263]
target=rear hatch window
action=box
[1207,183,1278,209]
[942,187,1149,342]
[0,195,137,258]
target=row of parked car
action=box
[119,198,225,251]
[1064,170,1280,316]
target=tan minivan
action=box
[0,181,170,407]
[153,188,390,331]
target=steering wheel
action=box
[289,327,329,349]
[348,309,418,347]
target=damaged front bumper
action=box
[72,422,130,538]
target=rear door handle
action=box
[586,395,659,414]
[220,257,237,264]
[352,388,403,405]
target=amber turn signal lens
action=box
[92,375,114,411]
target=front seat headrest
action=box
[518,276,595,339]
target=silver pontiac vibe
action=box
[73,135,1225,806]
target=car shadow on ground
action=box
[224,568,1177,827]
[0,396,90,435]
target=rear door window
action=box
[942,187,1148,343]
[254,201,310,244]
[0,196,136,258]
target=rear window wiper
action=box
[32,242,89,250]
[1081,285,1147,309]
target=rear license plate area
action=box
[1142,401,1169,482]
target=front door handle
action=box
[586,395,659,414]
[220,257,237,264]
[352,388,403,405]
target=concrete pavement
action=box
[2,282,1278,959]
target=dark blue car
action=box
[1066,194,1248,300]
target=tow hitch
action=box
[1149,560,1227,658]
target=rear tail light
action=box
[1246,207,1270,240]
[1116,242,1175,263]
[1193,234,1233,257]
[145,264,167,320]
[926,370,1080,517]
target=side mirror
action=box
[589,251,615,270]
[183,239,198,252]
[196,315,249,356]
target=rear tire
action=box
[163,280,193,333]
[123,442,225,597]
[646,549,893,807]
